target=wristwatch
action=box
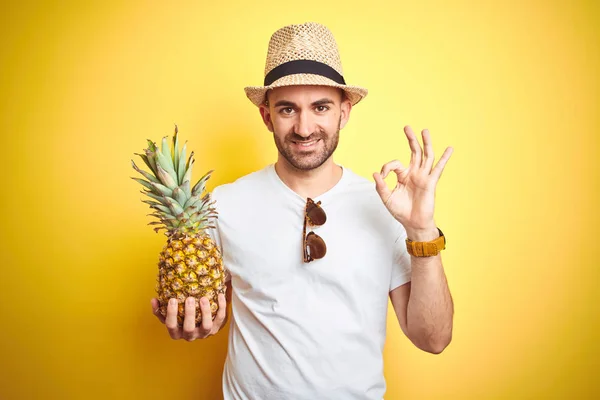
[405,227,446,257]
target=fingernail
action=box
[201,298,208,306]
[169,299,176,306]
[187,297,193,305]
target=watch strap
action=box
[405,228,446,257]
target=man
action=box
[151,22,454,399]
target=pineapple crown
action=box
[131,125,217,237]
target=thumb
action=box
[373,172,392,200]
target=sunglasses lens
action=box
[307,200,326,226]
[306,232,327,261]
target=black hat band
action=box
[263,60,346,86]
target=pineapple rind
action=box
[157,233,225,325]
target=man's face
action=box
[259,85,352,171]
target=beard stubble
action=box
[273,116,342,171]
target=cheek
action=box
[272,120,289,138]
[324,114,339,130]
[273,117,294,132]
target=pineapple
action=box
[131,125,225,326]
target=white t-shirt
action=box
[210,163,411,400]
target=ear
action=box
[259,103,274,132]
[339,95,352,130]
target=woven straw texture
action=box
[244,22,368,107]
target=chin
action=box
[288,155,329,171]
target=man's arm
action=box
[389,236,453,354]
[373,125,454,354]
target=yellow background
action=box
[1,0,598,399]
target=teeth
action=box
[298,140,317,147]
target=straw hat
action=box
[244,22,368,107]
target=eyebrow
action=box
[273,98,335,108]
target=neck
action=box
[274,157,343,199]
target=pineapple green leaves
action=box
[177,142,187,187]
[131,125,217,235]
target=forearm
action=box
[405,227,454,353]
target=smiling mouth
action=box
[292,139,320,147]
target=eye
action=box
[280,107,294,115]
[316,105,329,112]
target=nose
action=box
[294,110,315,138]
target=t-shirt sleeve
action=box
[390,223,412,292]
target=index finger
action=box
[380,159,406,179]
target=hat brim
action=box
[244,73,368,107]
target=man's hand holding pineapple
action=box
[151,290,229,340]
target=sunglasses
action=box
[303,198,327,262]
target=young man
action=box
[151,22,454,399]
